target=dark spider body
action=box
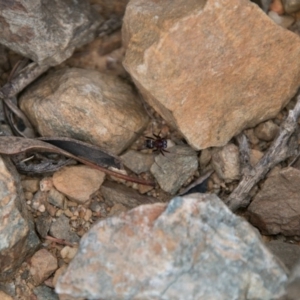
[145,132,169,156]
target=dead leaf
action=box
[0,136,155,186]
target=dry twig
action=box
[225,92,300,211]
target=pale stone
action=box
[40,177,53,192]
[212,143,240,182]
[61,246,78,264]
[53,165,105,203]
[123,0,300,150]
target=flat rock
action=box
[123,0,300,150]
[56,193,287,300]
[47,188,66,209]
[0,155,40,281]
[101,181,159,208]
[0,0,101,66]
[53,165,105,204]
[266,240,300,271]
[150,145,198,194]
[29,249,58,286]
[49,214,80,244]
[19,68,149,154]
[120,150,154,174]
[248,167,300,235]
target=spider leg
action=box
[153,131,161,139]
[162,149,170,154]
[145,136,156,140]
[159,149,166,156]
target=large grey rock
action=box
[0,0,102,66]
[56,193,287,300]
[0,155,40,281]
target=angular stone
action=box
[29,249,58,285]
[19,68,149,154]
[60,246,78,264]
[21,178,40,193]
[33,285,59,300]
[0,0,102,66]
[47,188,66,209]
[100,181,158,208]
[123,0,300,150]
[150,145,198,194]
[254,120,279,141]
[266,240,300,271]
[211,143,240,182]
[0,155,40,281]
[49,214,80,244]
[53,165,105,204]
[120,150,154,174]
[248,167,300,235]
[56,194,287,299]
[250,149,264,167]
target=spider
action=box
[144,132,170,156]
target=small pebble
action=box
[268,11,295,28]
[38,205,46,213]
[40,177,53,192]
[60,246,78,263]
[64,209,73,218]
[84,209,92,221]
[21,178,40,193]
[24,191,33,201]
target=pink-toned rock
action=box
[53,165,105,204]
[248,167,300,235]
[29,249,58,285]
[123,0,300,150]
[19,68,149,154]
[0,156,40,281]
[56,194,287,299]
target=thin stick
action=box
[236,133,252,174]
[225,93,300,211]
[45,235,77,247]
